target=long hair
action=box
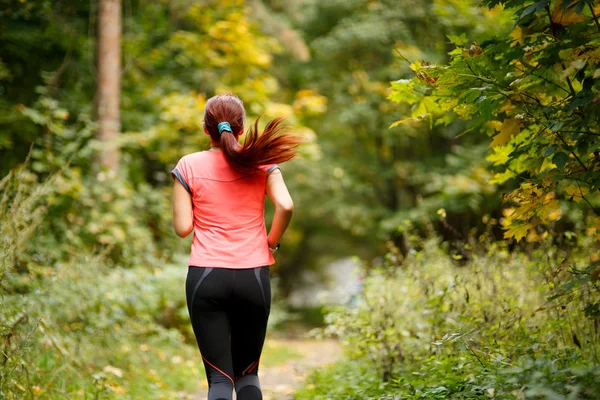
[203,94,302,175]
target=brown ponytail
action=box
[203,94,303,175]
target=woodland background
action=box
[1,0,600,398]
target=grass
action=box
[261,336,303,367]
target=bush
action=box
[1,251,203,399]
[299,236,600,399]
[0,163,202,399]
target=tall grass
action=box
[0,164,203,399]
[1,161,55,395]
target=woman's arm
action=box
[265,169,294,248]
[172,179,194,238]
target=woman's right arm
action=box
[265,169,294,249]
[172,179,194,238]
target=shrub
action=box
[301,236,600,399]
[0,163,201,399]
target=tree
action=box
[96,0,121,172]
[390,0,600,242]
[284,0,510,243]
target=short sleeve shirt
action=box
[171,151,279,269]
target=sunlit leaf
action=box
[490,118,521,147]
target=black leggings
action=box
[186,266,271,400]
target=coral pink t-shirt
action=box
[171,151,279,269]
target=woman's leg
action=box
[186,267,234,400]
[230,266,271,400]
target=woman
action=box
[171,94,300,400]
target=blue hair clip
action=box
[217,122,232,135]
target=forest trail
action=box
[193,338,342,400]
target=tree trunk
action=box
[96,0,121,172]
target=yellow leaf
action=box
[547,208,563,221]
[564,185,587,202]
[510,26,524,45]
[409,60,423,72]
[490,118,521,147]
[389,114,430,128]
[487,120,503,131]
[503,222,533,242]
[552,0,585,26]
[594,69,600,79]
[487,145,512,166]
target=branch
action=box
[576,181,600,217]
[558,129,600,137]
[470,347,515,367]
[48,42,73,91]
[589,2,600,34]
[464,341,487,367]
[392,44,412,65]
[462,60,546,110]
[553,130,588,172]
[515,62,571,96]
[545,4,577,97]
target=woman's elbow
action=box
[278,200,294,213]
[173,222,193,238]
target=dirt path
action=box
[193,338,342,400]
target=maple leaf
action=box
[552,0,586,26]
[503,221,533,241]
[490,118,521,147]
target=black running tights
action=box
[186,266,271,400]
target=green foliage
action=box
[299,236,600,398]
[390,0,600,241]
[0,166,199,398]
[1,256,203,399]
[0,160,294,399]
[3,1,600,396]
[12,92,181,267]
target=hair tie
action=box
[217,122,232,136]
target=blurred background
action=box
[1,0,599,398]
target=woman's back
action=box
[172,94,300,400]
[173,150,278,268]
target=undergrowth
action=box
[298,235,600,399]
[0,163,203,398]
[0,161,297,399]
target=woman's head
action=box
[203,94,245,140]
[202,94,303,175]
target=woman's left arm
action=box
[172,179,193,237]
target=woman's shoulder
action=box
[180,150,216,164]
[182,150,210,159]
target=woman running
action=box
[171,94,301,400]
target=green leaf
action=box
[447,33,467,46]
[543,145,557,157]
[553,151,568,170]
[549,121,564,132]
[520,4,538,19]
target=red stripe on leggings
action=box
[247,359,259,374]
[202,355,234,386]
